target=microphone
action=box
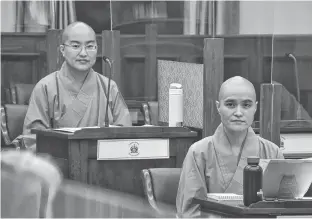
[286,53,301,119]
[102,56,113,127]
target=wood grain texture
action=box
[36,134,69,159]
[52,157,69,179]
[260,83,282,146]
[195,197,312,217]
[68,140,89,183]
[88,158,175,197]
[81,137,194,197]
[174,138,196,167]
[144,24,158,101]
[203,38,224,137]
[46,29,63,74]
[102,30,122,93]
[32,126,198,140]
[35,128,197,197]
[2,33,312,128]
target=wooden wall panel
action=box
[1,33,46,104]
[122,57,145,100]
[223,56,249,80]
[2,59,34,85]
[46,30,63,74]
[93,57,103,74]
[203,38,224,137]
[1,33,46,53]
[260,83,282,145]
[1,32,312,119]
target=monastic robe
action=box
[21,63,132,150]
[176,124,284,218]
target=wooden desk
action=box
[195,198,312,218]
[33,126,198,197]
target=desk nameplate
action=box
[97,139,169,160]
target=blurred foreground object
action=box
[1,150,62,218]
[53,179,177,218]
[1,151,176,218]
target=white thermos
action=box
[169,83,183,127]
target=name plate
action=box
[97,139,169,160]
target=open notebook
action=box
[207,193,243,201]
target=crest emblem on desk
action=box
[129,142,139,156]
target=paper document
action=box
[54,127,82,133]
[261,159,312,199]
[207,193,243,201]
[54,126,100,133]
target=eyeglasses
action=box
[63,44,97,52]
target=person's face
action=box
[60,28,97,72]
[216,84,257,133]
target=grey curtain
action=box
[50,0,76,29]
[183,0,210,35]
[1,0,76,32]
[216,0,240,36]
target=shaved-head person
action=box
[176,76,284,218]
[18,21,132,151]
[217,76,257,135]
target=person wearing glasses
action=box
[19,22,131,151]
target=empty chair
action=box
[141,101,159,126]
[1,104,28,150]
[11,83,35,105]
[141,168,181,217]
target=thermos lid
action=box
[247,156,260,164]
[170,83,182,89]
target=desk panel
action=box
[35,127,198,197]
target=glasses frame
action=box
[62,43,98,53]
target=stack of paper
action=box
[207,193,243,201]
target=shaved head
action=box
[61,21,96,44]
[60,21,97,73]
[216,76,257,133]
[218,76,256,101]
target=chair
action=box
[141,101,159,126]
[1,104,28,150]
[11,83,35,105]
[141,168,181,217]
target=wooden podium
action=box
[195,197,312,218]
[32,126,198,197]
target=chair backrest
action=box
[141,168,181,208]
[12,83,35,105]
[141,101,159,126]
[148,101,158,125]
[3,104,28,141]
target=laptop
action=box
[261,159,312,200]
